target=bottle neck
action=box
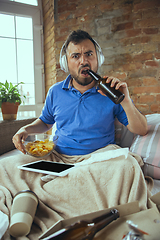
[91,209,119,232]
[92,209,119,233]
[87,69,101,81]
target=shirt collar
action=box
[62,74,97,93]
[62,74,72,90]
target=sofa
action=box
[0,118,36,157]
[0,114,160,195]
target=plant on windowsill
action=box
[0,80,26,121]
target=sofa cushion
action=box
[130,114,160,179]
[0,118,36,155]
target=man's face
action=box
[66,39,98,86]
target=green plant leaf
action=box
[0,80,25,108]
[5,80,9,90]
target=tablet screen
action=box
[18,160,75,176]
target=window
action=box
[9,0,38,6]
[0,0,44,120]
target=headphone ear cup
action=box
[60,55,68,72]
[96,50,105,68]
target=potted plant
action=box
[0,80,25,120]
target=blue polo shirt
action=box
[39,75,128,155]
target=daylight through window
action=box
[0,0,44,120]
[9,0,38,6]
[0,14,35,105]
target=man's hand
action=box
[12,119,53,154]
[12,128,28,154]
[98,76,148,136]
[98,76,130,102]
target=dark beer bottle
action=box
[43,209,119,240]
[87,69,125,104]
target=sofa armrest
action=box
[0,118,36,155]
[119,125,135,148]
[114,118,134,148]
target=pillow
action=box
[130,114,160,179]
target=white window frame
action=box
[0,0,44,118]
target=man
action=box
[0,30,152,240]
[12,30,148,155]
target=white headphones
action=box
[59,39,105,72]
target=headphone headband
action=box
[59,38,105,72]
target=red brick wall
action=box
[42,0,57,94]
[42,0,160,114]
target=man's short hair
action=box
[64,30,96,53]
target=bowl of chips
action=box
[23,134,58,158]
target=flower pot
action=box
[1,102,19,120]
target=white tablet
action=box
[18,160,75,177]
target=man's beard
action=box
[71,75,93,86]
[70,64,94,86]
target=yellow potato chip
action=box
[25,138,54,157]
